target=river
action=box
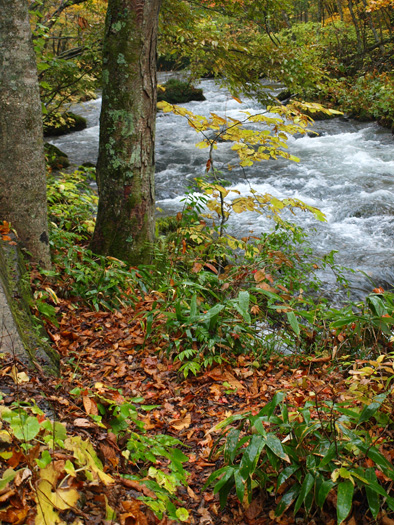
[48,77,394,299]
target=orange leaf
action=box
[171,413,191,431]
[192,262,203,273]
[253,270,266,283]
[83,396,98,415]
[204,263,218,274]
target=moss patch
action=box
[44,143,70,170]
[157,79,205,104]
[0,238,59,374]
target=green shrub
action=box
[205,388,394,523]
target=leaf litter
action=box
[0,291,390,524]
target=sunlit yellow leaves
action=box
[366,0,394,11]
[159,97,327,227]
[158,99,314,170]
[231,196,258,213]
[157,100,173,113]
[270,197,285,211]
[196,141,210,149]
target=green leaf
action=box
[203,466,231,491]
[36,450,52,469]
[337,481,354,524]
[275,484,300,517]
[287,311,300,335]
[294,473,314,514]
[256,392,286,419]
[12,416,40,441]
[364,469,379,519]
[357,394,386,425]
[176,508,189,522]
[234,469,245,502]
[266,434,290,463]
[199,304,225,321]
[235,291,251,323]
[224,428,241,463]
[213,467,235,495]
[0,469,17,490]
[239,435,265,480]
[277,465,300,489]
[317,480,335,508]
[190,294,198,320]
[170,448,189,463]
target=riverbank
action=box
[297,71,394,133]
[2,167,394,524]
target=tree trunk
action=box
[336,0,344,21]
[348,0,363,52]
[90,0,162,265]
[0,0,51,269]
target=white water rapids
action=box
[49,77,394,299]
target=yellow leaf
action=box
[232,201,245,213]
[65,436,114,485]
[8,366,29,384]
[270,197,285,210]
[35,464,80,525]
[157,101,173,113]
[210,112,227,126]
[195,141,210,149]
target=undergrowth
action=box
[25,166,394,522]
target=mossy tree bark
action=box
[90,0,162,265]
[0,0,51,269]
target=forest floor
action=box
[0,292,389,525]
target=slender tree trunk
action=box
[0,0,51,269]
[336,0,344,21]
[90,0,162,265]
[348,0,363,52]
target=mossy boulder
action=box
[44,143,70,170]
[157,79,205,104]
[0,236,59,374]
[276,89,292,102]
[44,111,87,137]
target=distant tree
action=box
[0,0,51,268]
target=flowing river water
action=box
[49,76,394,300]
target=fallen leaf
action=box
[83,396,98,415]
[171,413,191,431]
[73,418,94,428]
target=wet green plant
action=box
[205,390,394,523]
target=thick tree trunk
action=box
[90,0,162,265]
[0,0,51,269]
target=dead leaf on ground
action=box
[171,413,191,431]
